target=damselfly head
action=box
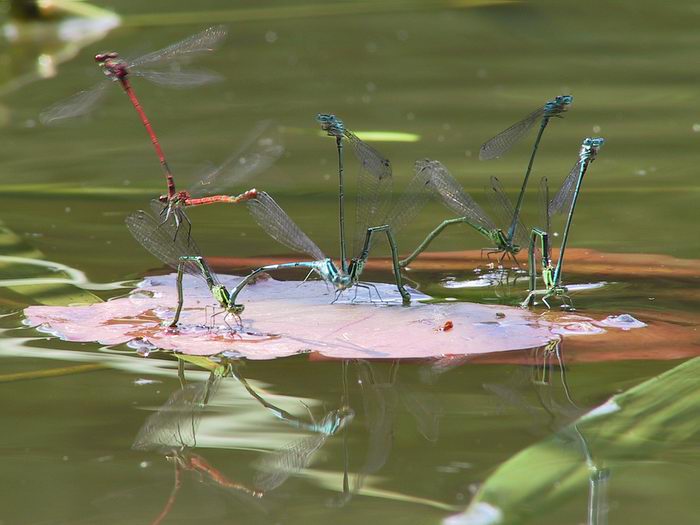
[544,94,573,117]
[586,137,605,148]
[96,52,128,80]
[556,95,573,106]
[94,52,119,63]
[316,113,345,138]
[580,137,605,159]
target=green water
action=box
[1,1,699,524]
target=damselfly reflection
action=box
[132,362,264,524]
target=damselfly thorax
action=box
[490,229,519,253]
[317,258,353,290]
[346,257,366,283]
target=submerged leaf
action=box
[445,357,700,524]
[0,219,102,306]
[237,248,697,278]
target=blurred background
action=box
[0,1,698,524]
[1,0,698,284]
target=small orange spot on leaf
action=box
[438,320,454,332]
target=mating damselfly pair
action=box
[42,24,606,327]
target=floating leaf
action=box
[24,273,645,360]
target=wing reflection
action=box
[132,362,265,524]
[478,339,610,525]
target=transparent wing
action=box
[190,120,284,197]
[129,25,228,68]
[479,106,544,160]
[384,160,436,236]
[352,157,393,257]
[549,158,584,215]
[421,159,496,230]
[344,130,392,180]
[39,82,107,125]
[132,381,210,451]
[358,364,396,477]
[247,192,325,261]
[132,69,223,88]
[125,201,208,280]
[488,177,529,248]
[254,434,326,492]
[399,387,440,443]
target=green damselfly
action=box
[398,159,529,266]
[522,137,605,309]
[316,113,392,272]
[125,201,243,327]
[229,145,440,310]
[480,95,573,245]
[228,191,408,310]
[229,157,442,310]
[127,160,431,324]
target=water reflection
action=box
[230,364,354,493]
[482,339,580,431]
[131,357,448,520]
[523,341,612,525]
[571,424,610,525]
[132,362,265,523]
[448,340,612,525]
[330,360,443,506]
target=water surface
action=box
[1,1,698,523]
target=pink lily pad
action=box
[23,273,643,360]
